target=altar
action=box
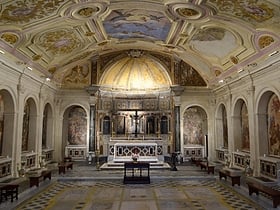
[100,136,170,169]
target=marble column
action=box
[171,85,184,153]
[86,85,99,152]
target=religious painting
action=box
[268,94,280,156]
[117,116,125,135]
[22,101,30,151]
[222,105,228,148]
[42,107,48,149]
[103,116,110,135]
[103,9,171,41]
[241,102,250,151]
[160,116,168,134]
[183,107,206,145]
[68,107,87,145]
[178,61,206,86]
[0,94,4,155]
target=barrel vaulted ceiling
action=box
[0,0,279,90]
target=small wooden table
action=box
[0,183,19,203]
[124,162,150,184]
[219,169,241,186]
[58,162,73,174]
[200,161,215,174]
[29,170,52,187]
[247,180,280,208]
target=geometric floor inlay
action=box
[16,179,263,210]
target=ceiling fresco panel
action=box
[103,9,171,41]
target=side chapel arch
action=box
[232,98,250,152]
[0,89,15,157]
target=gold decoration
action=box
[177,8,199,17]
[0,0,64,23]
[230,56,238,64]
[39,30,81,55]
[258,35,274,49]
[64,65,89,84]
[32,54,42,61]
[215,70,221,77]
[0,33,18,45]
[85,32,95,36]
[78,7,99,17]
[48,67,57,74]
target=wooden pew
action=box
[29,170,52,187]
[199,161,215,174]
[58,162,73,174]
[247,180,280,208]
[0,183,19,203]
[219,169,241,186]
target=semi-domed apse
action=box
[99,52,172,94]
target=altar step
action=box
[100,161,171,170]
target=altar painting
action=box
[68,107,87,145]
[268,94,280,156]
[183,107,206,145]
[241,102,250,151]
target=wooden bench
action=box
[247,181,280,208]
[124,162,150,184]
[29,170,52,188]
[200,161,215,174]
[219,169,241,186]
[58,162,73,174]
[0,183,19,203]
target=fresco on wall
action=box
[68,107,87,145]
[268,94,280,156]
[241,102,250,151]
[103,9,171,41]
[22,101,30,151]
[222,105,228,148]
[42,107,48,148]
[183,107,206,145]
[0,94,4,155]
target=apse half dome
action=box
[99,53,172,94]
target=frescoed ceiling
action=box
[0,0,279,90]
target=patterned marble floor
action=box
[0,162,279,210]
[15,179,262,210]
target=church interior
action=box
[0,0,279,209]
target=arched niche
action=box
[233,99,249,152]
[62,105,88,159]
[0,89,15,157]
[215,103,228,149]
[22,98,37,152]
[182,106,208,159]
[42,103,53,149]
[103,116,111,135]
[258,92,280,157]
